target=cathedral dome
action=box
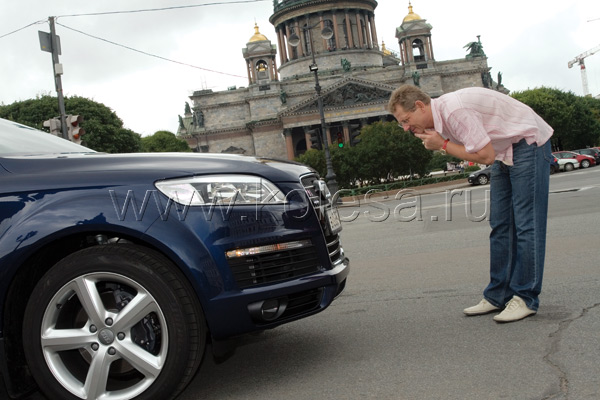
[402,2,422,23]
[248,23,268,42]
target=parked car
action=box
[550,156,559,174]
[0,118,349,400]
[573,148,600,165]
[552,151,596,169]
[468,166,491,185]
[554,157,580,172]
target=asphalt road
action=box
[17,166,600,400]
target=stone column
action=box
[284,129,294,160]
[344,10,353,48]
[296,20,305,56]
[370,13,378,49]
[342,122,350,143]
[285,24,294,60]
[355,12,363,48]
[332,11,340,50]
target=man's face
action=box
[392,101,431,135]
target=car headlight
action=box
[155,175,286,206]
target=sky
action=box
[1,0,599,137]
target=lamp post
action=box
[288,19,339,195]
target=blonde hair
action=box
[387,85,431,113]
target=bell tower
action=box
[395,2,435,69]
[242,23,278,88]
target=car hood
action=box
[0,152,314,183]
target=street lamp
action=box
[288,19,339,195]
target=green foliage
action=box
[296,121,433,189]
[511,87,600,149]
[0,95,142,153]
[295,149,325,176]
[354,121,432,184]
[464,165,481,173]
[427,151,461,171]
[141,131,192,152]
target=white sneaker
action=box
[493,296,536,322]
[463,299,500,316]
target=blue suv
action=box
[0,118,349,400]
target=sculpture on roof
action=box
[464,35,486,58]
[184,102,191,115]
[341,58,351,72]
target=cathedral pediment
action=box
[281,77,395,117]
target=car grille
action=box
[228,242,321,289]
[302,174,344,267]
[227,174,344,290]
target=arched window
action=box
[255,60,268,79]
[412,39,425,62]
[359,18,368,48]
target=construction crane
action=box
[568,44,600,96]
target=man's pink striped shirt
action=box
[431,88,553,164]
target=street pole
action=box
[49,16,68,139]
[305,23,339,195]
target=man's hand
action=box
[415,129,444,150]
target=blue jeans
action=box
[483,139,552,311]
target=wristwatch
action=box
[440,139,450,155]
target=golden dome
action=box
[381,41,392,55]
[249,23,268,42]
[403,2,422,23]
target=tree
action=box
[295,121,432,189]
[511,87,600,150]
[354,121,431,184]
[0,95,142,153]
[141,131,192,152]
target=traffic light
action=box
[336,132,344,148]
[42,118,61,136]
[67,115,84,144]
[308,128,321,150]
[349,123,361,146]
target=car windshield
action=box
[0,118,95,156]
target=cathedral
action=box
[177,1,504,159]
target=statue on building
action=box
[412,71,421,87]
[184,102,191,115]
[481,71,493,88]
[280,89,287,104]
[193,109,204,128]
[178,115,185,130]
[341,58,351,72]
[464,35,486,58]
[497,71,503,88]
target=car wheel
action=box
[580,159,590,168]
[564,163,574,172]
[477,174,489,185]
[22,244,206,400]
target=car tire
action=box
[580,159,590,168]
[564,163,574,172]
[477,174,489,185]
[22,244,206,400]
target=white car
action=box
[556,157,579,172]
